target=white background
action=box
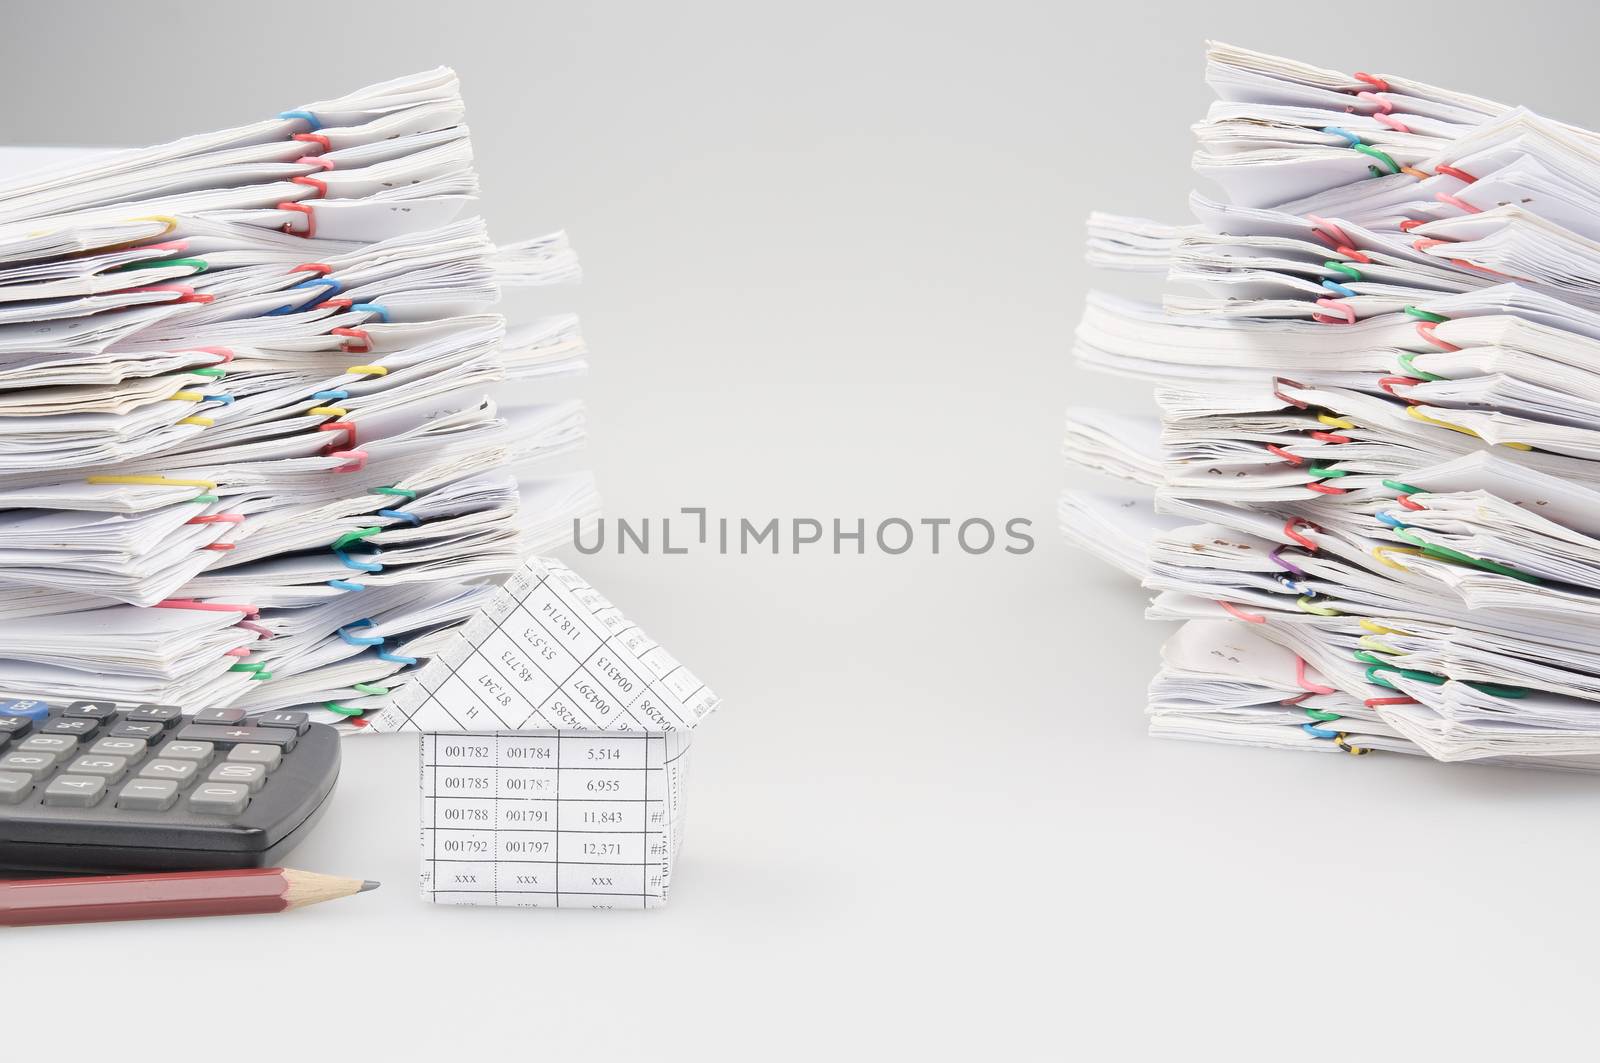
[5,3,1600,1059]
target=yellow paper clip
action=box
[308,406,349,417]
[170,390,205,402]
[1406,405,1531,450]
[88,474,217,490]
[179,416,214,427]
[1317,412,1357,431]
[346,365,387,376]
[1359,618,1410,637]
[1295,595,1342,617]
[1358,633,1403,655]
[1371,544,1423,572]
[1335,733,1371,756]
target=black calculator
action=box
[0,699,340,873]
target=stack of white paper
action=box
[1064,43,1600,767]
[0,70,597,726]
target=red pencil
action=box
[0,868,378,927]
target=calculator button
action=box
[0,699,49,721]
[226,744,281,771]
[42,717,100,737]
[161,741,214,763]
[0,771,32,804]
[0,715,34,736]
[127,704,183,726]
[193,707,247,725]
[0,751,57,777]
[67,754,128,781]
[175,724,297,750]
[137,759,199,784]
[44,775,107,808]
[116,778,179,811]
[111,720,165,740]
[19,734,77,756]
[64,701,120,720]
[257,711,310,735]
[208,762,266,792]
[189,782,250,815]
[90,737,147,763]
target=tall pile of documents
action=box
[0,70,595,726]
[1063,44,1600,767]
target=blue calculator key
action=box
[0,699,49,721]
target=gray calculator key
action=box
[188,782,250,815]
[90,737,147,763]
[161,741,214,763]
[19,733,77,756]
[127,704,183,725]
[42,717,99,736]
[43,775,107,808]
[174,724,296,750]
[257,711,309,734]
[64,700,119,720]
[193,707,247,725]
[116,778,179,811]
[137,759,198,784]
[67,754,128,780]
[0,750,57,777]
[111,720,165,740]
[226,744,281,771]
[208,761,266,792]
[0,770,32,804]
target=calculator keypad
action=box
[0,702,302,820]
[0,699,339,873]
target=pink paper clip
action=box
[1296,658,1337,695]
[237,619,274,641]
[1217,600,1267,624]
[1312,298,1356,325]
[156,598,260,617]
[329,449,368,473]
[1305,214,1353,249]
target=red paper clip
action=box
[293,132,332,154]
[319,422,356,452]
[279,201,316,238]
[1353,71,1390,92]
[331,326,372,354]
[1379,375,1425,403]
[130,284,212,304]
[1266,443,1305,466]
[1284,518,1321,551]
[1273,377,1310,410]
[1435,164,1477,184]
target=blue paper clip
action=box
[1321,279,1358,298]
[1375,511,1406,530]
[350,302,390,323]
[313,390,349,403]
[1322,126,1362,147]
[208,393,235,406]
[333,547,383,573]
[279,109,322,131]
[1301,722,1341,739]
[377,647,418,666]
[338,620,384,646]
[267,277,342,316]
[378,508,421,526]
[328,579,366,592]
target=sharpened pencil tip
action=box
[359,880,380,893]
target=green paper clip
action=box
[1404,305,1449,323]
[1397,352,1444,382]
[332,526,382,551]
